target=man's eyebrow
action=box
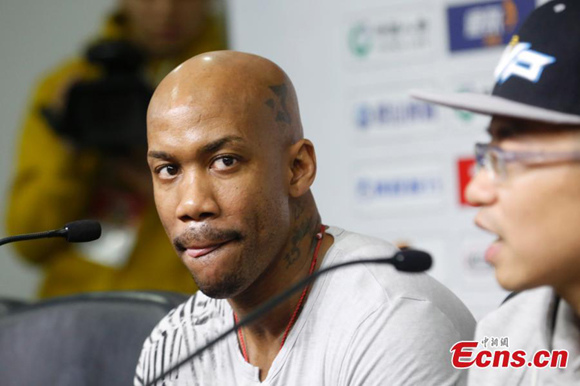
[147,136,246,161]
[199,135,246,155]
[148,150,175,160]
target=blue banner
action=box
[447,0,535,53]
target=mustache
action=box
[173,227,243,252]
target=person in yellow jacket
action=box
[6,0,227,298]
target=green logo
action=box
[454,88,475,122]
[455,109,474,122]
[348,22,373,58]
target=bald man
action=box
[135,51,475,386]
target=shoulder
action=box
[326,226,475,339]
[337,298,470,385]
[135,292,231,385]
[326,226,398,258]
[468,288,555,385]
[321,227,474,384]
[476,286,554,340]
[140,292,229,350]
[140,295,193,349]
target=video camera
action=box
[43,39,153,155]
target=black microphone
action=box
[0,220,102,246]
[146,248,432,386]
[389,248,432,272]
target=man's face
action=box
[147,89,292,298]
[121,0,208,57]
[466,117,580,293]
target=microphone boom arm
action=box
[0,220,101,246]
[0,229,66,246]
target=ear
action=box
[288,139,317,198]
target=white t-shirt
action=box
[469,287,580,385]
[135,227,475,386]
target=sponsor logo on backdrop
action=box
[348,22,373,58]
[457,157,476,206]
[464,249,492,272]
[460,238,495,275]
[447,0,535,53]
[346,9,433,63]
[452,85,492,122]
[357,175,443,201]
[352,168,445,216]
[355,100,436,130]
[354,165,445,216]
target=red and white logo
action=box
[457,157,476,206]
[450,337,568,369]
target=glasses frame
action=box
[474,142,580,181]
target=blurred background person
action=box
[6,0,227,298]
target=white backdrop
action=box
[227,0,544,319]
[0,0,545,319]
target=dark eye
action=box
[212,156,238,171]
[157,164,179,179]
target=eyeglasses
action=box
[474,143,580,181]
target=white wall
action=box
[0,0,116,299]
[227,0,540,319]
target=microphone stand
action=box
[0,220,101,246]
[146,251,431,386]
[0,229,67,246]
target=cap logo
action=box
[494,42,556,84]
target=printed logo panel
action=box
[459,236,500,279]
[355,98,437,131]
[344,6,437,68]
[457,157,477,206]
[347,86,443,144]
[353,162,446,216]
[437,73,496,135]
[447,0,535,53]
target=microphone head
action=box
[64,220,102,243]
[392,249,432,272]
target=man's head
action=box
[120,0,210,57]
[465,117,580,293]
[413,1,580,295]
[147,51,317,299]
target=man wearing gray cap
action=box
[413,1,580,384]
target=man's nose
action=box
[465,168,497,207]
[175,172,220,222]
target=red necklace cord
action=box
[234,224,325,363]
[233,312,250,362]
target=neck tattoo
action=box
[233,224,326,363]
